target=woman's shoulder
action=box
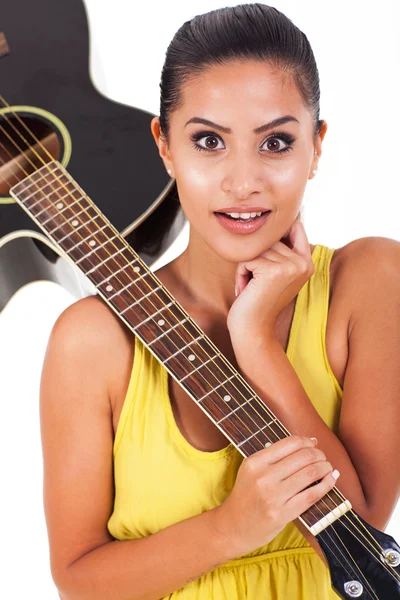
[48,295,135,411]
[50,295,133,355]
[329,235,400,298]
[327,236,400,350]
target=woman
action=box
[40,4,400,599]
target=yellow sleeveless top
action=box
[107,243,343,599]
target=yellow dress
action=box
[107,243,343,599]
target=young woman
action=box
[40,4,400,599]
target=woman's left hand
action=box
[227,220,315,345]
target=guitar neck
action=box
[10,159,350,536]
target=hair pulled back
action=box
[137,3,322,251]
[159,3,323,143]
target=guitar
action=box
[0,0,184,310]
[4,115,400,598]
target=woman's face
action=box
[152,59,326,263]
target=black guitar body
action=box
[0,0,183,309]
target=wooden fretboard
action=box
[10,159,348,533]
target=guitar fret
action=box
[29,191,60,211]
[41,197,85,224]
[65,206,100,225]
[180,353,220,381]
[74,233,116,262]
[56,215,103,241]
[59,205,92,223]
[120,285,161,313]
[197,375,236,401]
[216,394,258,423]
[17,164,59,196]
[85,246,125,274]
[34,190,79,215]
[97,258,140,284]
[108,270,151,300]
[67,224,109,251]
[236,421,277,447]
[33,188,76,213]
[148,318,188,345]
[163,334,203,362]
[132,302,174,330]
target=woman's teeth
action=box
[220,211,266,220]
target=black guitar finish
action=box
[316,513,400,599]
[0,0,184,309]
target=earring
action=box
[313,151,317,175]
[167,168,172,176]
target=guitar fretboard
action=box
[10,159,348,533]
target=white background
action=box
[1,0,399,597]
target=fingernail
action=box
[310,437,318,445]
[332,469,340,480]
[235,286,238,297]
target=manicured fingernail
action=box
[235,286,238,297]
[310,437,318,445]
[332,469,340,480]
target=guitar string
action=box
[0,144,21,185]
[0,129,280,457]
[329,510,400,586]
[2,134,389,600]
[318,524,379,600]
[0,120,328,486]
[4,151,398,586]
[1,106,398,576]
[0,109,397,578]
[0,107,396,576]
[1,106,398,578]
[0,115,346,504]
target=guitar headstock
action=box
[316,511,400,599]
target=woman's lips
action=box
[214,211,271,234]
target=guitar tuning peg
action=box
[344,580,363,598]
[381,548,400,567]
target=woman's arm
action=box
[41,297,232,600]
[231,236,400,531]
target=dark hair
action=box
[159,3,323,143]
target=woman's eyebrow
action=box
[184,115,299,133]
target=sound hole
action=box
[0,112,62,196]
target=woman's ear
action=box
[150,116,173,176]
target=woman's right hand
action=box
[211,435,339,558]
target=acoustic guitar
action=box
[0,0,184,311]
[3,110,400,598]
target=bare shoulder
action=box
[330,236,400,307]
[332,235,400,267]
[47,294,135,412]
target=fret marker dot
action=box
[264,442,272,448]
[89,240,96,246]
[158,319,165,326]
[106,285,113,292]
[56,202,63,209]
[134,266,140,272]
[223,395,231,402]
[188,354,195,361]
[71,219,79,226]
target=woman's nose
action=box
[221,153,264,200]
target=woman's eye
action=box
[191,134,224,152]
[190,130,295,154]
[261,136,289,152]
